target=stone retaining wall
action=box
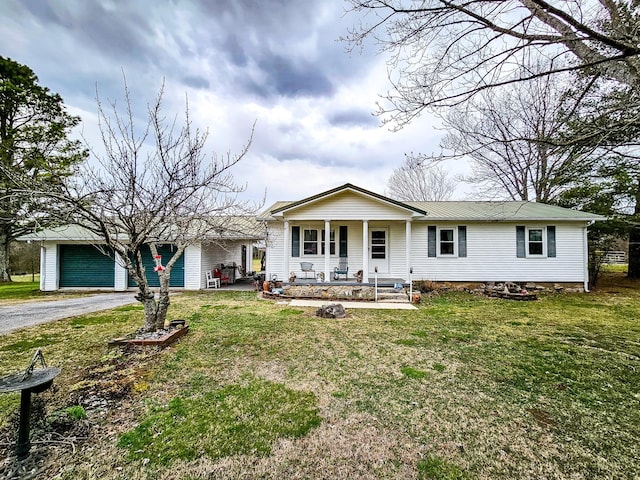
[284,284,377,300]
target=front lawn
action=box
[0,279,638,479]
[0,275,41,303]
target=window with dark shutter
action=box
[428,226,436,257]
[516,226,526,258]
[458,226,467,257]
[339,226,348,257]
[291,226,300,257]
[547,226,556,258]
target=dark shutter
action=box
[291,226,300,257]
[516,226,526,258]
[428,226,437,257]
[458,226,467,257]
[547,226,556,258]
[339,225,348,257]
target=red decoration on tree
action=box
[153,255,165,272]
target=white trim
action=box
[526,227,545,257]
[302,228,319,256]
[405,220,412,279]
[184,244,202,290]
[324,220,331,280]
[583,225,590,292]
[39,246,46,291]
[362,220,369,278]
[283,221,289,278]
[437,227,457,257]
[114,253,128,291]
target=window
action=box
[516,226,556,258]
[303,229,318,255]
[321,229,336,255]
[371,230,386,259]
[439,228,455,255]
[428,226,467,257]
[528,228,543,255]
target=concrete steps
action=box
[376,288,410,303]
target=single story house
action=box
[19,218,264,291]
[258,183,604,291]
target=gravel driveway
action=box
[0,293,138,335]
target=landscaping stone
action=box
[316,304,346,318]
[284,285,377,300]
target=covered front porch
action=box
[277,219,416,285]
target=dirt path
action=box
[0,293,137,335]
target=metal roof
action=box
[18,225,105,241]
[259,185,604,223]
[18,217,266,242]
[405,201,604,221]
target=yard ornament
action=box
[153,255,165,272]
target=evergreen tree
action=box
[0,57,87,281]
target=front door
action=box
[369,228,389,274]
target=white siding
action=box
[266,224,285,281]
[114,254,128,291]
[387,222,407,278]
[268,220,588,283]
[410,222,587,283]
[184,244,201,290]
[41,242,58,291]
[285,191,413,221]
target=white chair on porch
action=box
[206,270,220,288]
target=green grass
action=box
[0,282,639,479]
[0,274,92,304]
[0,277,41,302]
[118,378,320,465]
[418,455,470,480]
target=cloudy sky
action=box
[2,0,461,205]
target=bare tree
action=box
[55,83,256,332]
[386,156,457,200]
[345,1,640,127]
[440,70,597,202]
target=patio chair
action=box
[206,270,220,288]
[300,262,316,279]
[213,267,230,286]
[333,257,349,280]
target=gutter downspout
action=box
[583,222,593,292]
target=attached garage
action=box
[59,244,115,288]
[128,244,184,288]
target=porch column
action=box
[324,220,331,281]
[405,220,412,281]
[283,220,289,281]
[362,220,369,279]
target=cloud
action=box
[329,109,377,127]
[0,0,456,206]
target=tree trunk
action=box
[0,231,12,282]
[138,285,159,333]
[628,228,640,278]
[628,185,640,279]
[155,271,171,331]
